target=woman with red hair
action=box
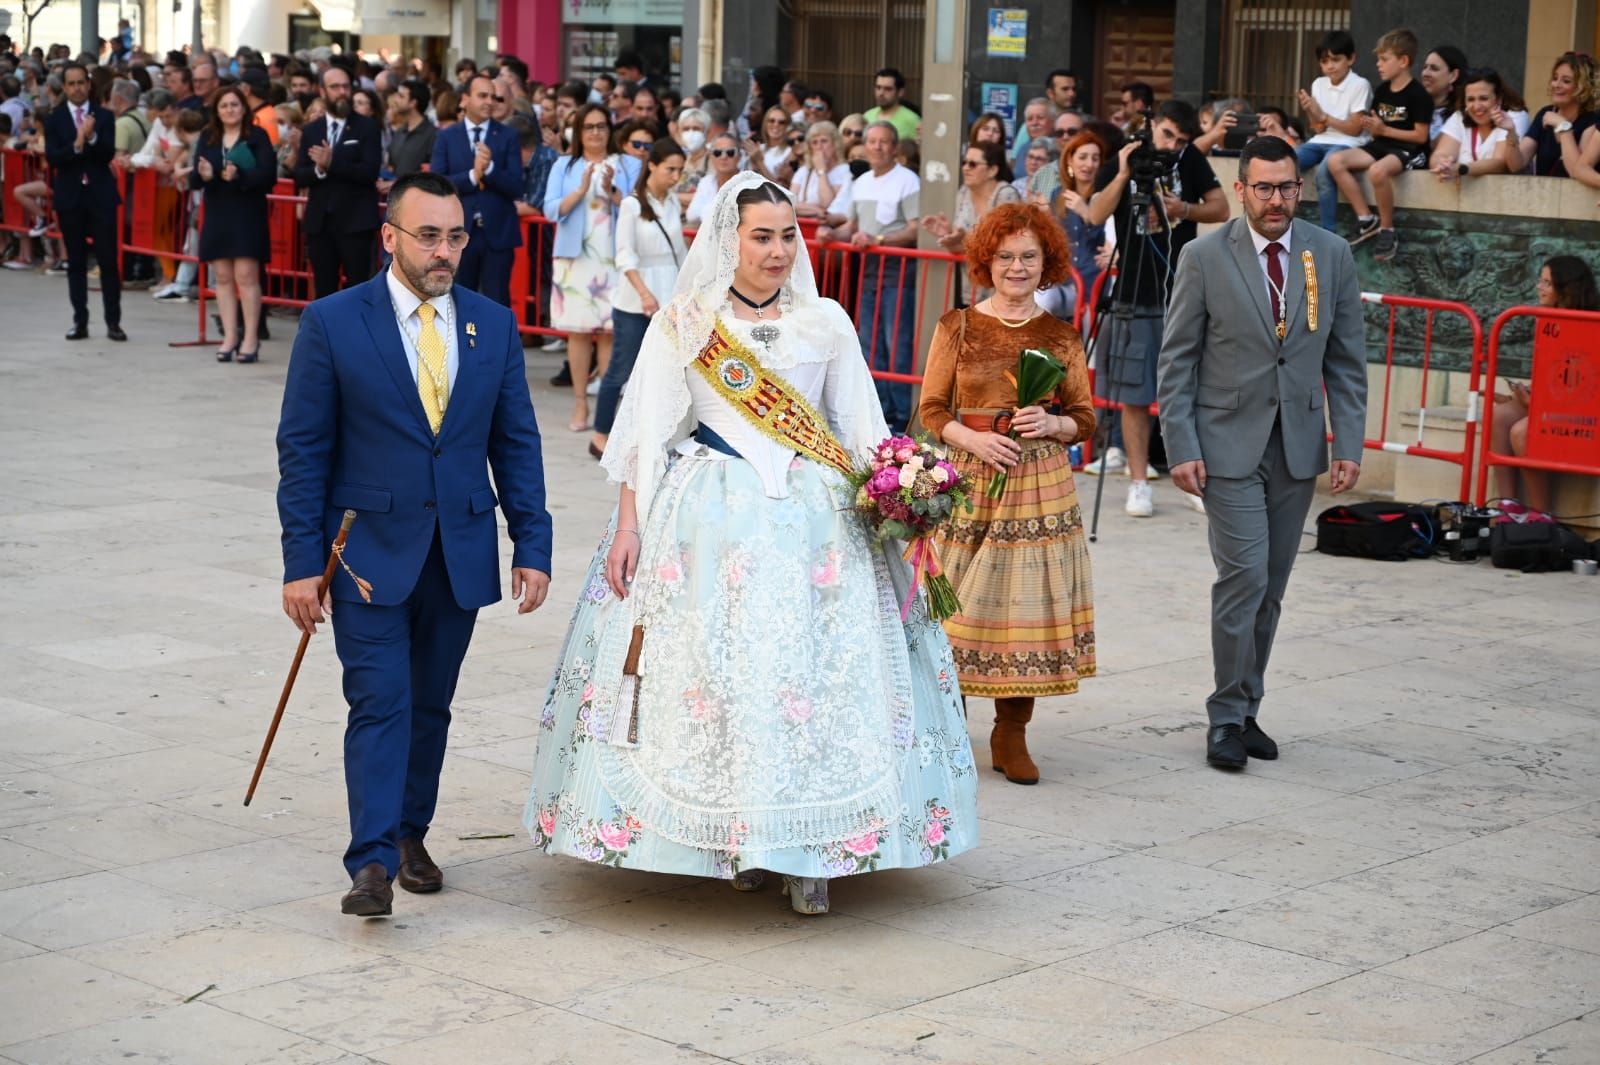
[919,203,1097,785]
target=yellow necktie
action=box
[416,302,449,434]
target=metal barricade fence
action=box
[1475,305,1600,507]
[1,147,55,239]
[1361,291,1484,503]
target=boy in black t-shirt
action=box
[1326,27,1433,262]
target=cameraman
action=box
[1087,99,1228,517]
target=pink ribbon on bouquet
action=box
[899,537,944,621]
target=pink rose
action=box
[893,445,916,464]
[925,821,945,845]
[580,683,596,704]
[931,805,949,819]
[783,694,814,723]
[811,559,838,588]
[538,808,556,837]
[868,466,902,497]
[597,822,632,851]
[842,832,880,857]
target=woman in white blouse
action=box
[746,105,799,186]
[592,139,689,458]
[685,131,742,225]
[790,121,851,221]
[1430,68,1528,180]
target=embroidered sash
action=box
[690,319,856,478]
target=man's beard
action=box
[398,248,455,297]
[325,97,351,119]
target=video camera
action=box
[1125,124,1183,206]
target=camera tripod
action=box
[1084,177,1177,543]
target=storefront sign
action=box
[564,0,682,26]
[987,8,1027,58]
[358,0,450,36]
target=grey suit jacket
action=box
[1157,217,1367,481]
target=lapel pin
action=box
[466,321,477,348]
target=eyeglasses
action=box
[709,148,739,158]
[581,122,609,132]
[1054,127,1082,138]
[804,102,825,111]
[388,222,470,252]
[628,139,652,150]
[842,128,862,138]
[960,159,987,168]
[994,251,1041,266]
[787,136,803,146]
[492,95,505,103]
[1246,180,1303,201]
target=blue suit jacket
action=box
[276,272,553,609]
[430,119,524,251]
[542,153,640,259]
[45,103,120,215]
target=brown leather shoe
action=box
[340,861,393,916]
[990,697,1040,785]
[397,837,443,894]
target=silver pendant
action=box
[750,323,781,349]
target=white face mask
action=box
[680,129,706,152]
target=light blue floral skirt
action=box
[524,449,979,879]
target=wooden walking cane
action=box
[244,509,363,806]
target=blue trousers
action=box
[457,238,515,308]
[332,530,478,877]
[1295,142,1345,232]
[857,257,917,434]
[596,308,650,434]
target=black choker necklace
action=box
[730,286,781,318]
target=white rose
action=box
[898,465,918,489]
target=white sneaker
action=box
[1125,480,1154,517]
[540,336,567,352]
[585,377,601,397]
[1184,491,1207,515]
[1082,446,1127,476]
[28,218,48,237]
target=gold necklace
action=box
[986,300,1039,327]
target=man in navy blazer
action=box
[46,64,124,342]
[277,172,552,916]
[429,73,523,307]
[294,65,382,297]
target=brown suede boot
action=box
[990,697,1039,785]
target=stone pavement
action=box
[2,270,1599,1065]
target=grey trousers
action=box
[1201,424,1318,727]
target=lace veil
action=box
[600,171,886,521]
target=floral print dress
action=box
[524,331,979,880]
[551,158,619,335]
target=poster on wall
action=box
[980,82,1020,142]
[986,8,1027,58]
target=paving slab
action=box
[4,272,1599,1062]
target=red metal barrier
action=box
[817,241,966,384]
[0,146,52,238]
[1361,291,1484,503]
[1475,305,1600,507]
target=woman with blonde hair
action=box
[747,104,799,185]
[790,120,850,219]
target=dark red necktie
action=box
[1265,241,1285,328]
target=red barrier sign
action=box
[1526,314,1600,466]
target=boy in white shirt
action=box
[1295,30,1373,231]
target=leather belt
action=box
[957,408,1014,434]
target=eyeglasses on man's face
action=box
[710,148,738,158]
[389,223,470,252]
[1246,180,1303,201]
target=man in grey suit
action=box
[1157,136,1367,769]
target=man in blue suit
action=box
[46,64,124,342]
[277,171,553,916]
[430,73,523,307]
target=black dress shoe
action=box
[107,325,127,342]
[1206,724,1248,769]
[1243,717,1278,760]
[340,861,394,916]
[397,837,443,894]
[550,364,573,387]
[66,324,89,340]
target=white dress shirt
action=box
[386,267,460,388]
[613,192,687,315]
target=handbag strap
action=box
[651,216,681,268]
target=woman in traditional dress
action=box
[918,203,1096,785]
[525,173,979,915]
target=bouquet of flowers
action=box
[849,435,972,621]
[987,347,1067,499]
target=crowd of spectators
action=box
[1,27,1596,466]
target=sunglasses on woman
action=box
[629,139,653,151]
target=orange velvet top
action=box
[918,307,1096,443]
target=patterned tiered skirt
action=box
[934,437,1096,697]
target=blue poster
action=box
[986,8,1028,58]
[979,82,1019,143]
